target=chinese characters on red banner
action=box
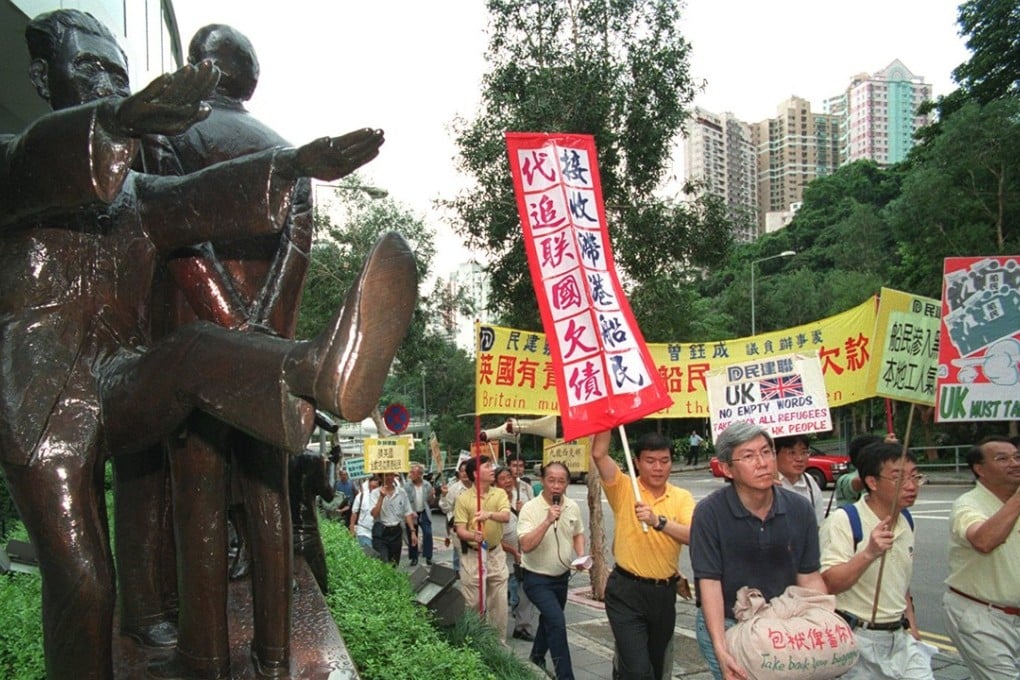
[504,133,672,439]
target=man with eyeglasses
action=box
[943,435,1020,680]
[819,443,932,679]
[690,422,825,680]
[775,434,824,523]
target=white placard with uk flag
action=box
[705,353,831,441]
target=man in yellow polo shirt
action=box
[591,430,695,680]
[944,435,1020,680]
[454,455,512,642]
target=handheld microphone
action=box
[552,493,561,506]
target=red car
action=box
[709,448,850,490]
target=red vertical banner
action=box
[505,132,673,440]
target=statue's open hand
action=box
[107,60,219,137]
[290,129,385,181]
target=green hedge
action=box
[0,524,44,680]
[320,519,537,680]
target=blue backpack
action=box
[840,504,914,551]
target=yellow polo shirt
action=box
[602,472,695,580]
[946,482,1020,607]
[454,485,510,548]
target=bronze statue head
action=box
[26,9,130,110]
[188,24,259,102]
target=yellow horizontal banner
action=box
[475,296,879,418]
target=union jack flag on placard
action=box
[759,374,805,401]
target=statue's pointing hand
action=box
[100,60,220,138]
[284,129,385,182]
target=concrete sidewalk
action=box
[502,569,974,680]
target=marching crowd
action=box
[334,426,1019,680]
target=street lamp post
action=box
[750,250,795,336]
[421,368,428,448]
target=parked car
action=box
[709,447,850,490]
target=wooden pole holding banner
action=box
[869,402,916,625]
[473,415,485,616]
[617,425,649,533]
[885,398,895,437]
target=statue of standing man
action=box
[0,10,417,679]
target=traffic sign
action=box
[383,403,411,434]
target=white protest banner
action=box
[706,353,831,440]
[936,255,1020,422]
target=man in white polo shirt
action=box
[819,442,931,680]
[944,435,1020,680]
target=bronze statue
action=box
[0,10,417,680]
[140,24,317,679]
[289,452,335,594]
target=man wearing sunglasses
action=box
[943,435,1020,680]
[819,443,932,679]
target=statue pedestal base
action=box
[114,560,358,679]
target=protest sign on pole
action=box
[867,288,941,406]
[705,353,831,441]
[542,437,591,475]
[363,437,411,474]
[936,255,1020,422]
[504,132,672,440]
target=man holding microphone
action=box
[518,462,586,679]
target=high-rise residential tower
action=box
[751,96,841,233]
[682,107,758,242]
[825,59,933,166]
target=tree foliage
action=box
[887,98,1020,297]
[297,180,478,448]
[952,0,1020,104]
[296,178,436,342]
[446,0,728,330]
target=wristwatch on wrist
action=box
[654,515,667,531]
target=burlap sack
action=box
[723,585,858,680]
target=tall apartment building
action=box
[682,107,758,243]
[752,96,841,233]
[824,59,934,166]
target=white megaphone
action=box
[480,416,560,443]
[479,421,515,443]
[512,416,562,440]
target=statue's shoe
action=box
[251,649,290,679]
[124,620,178,648]
[287,231,417,421]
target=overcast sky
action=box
[171,1,971,278]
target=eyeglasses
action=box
[730,450,776,465]
[990,454,1020,464]
[878,474,927,487]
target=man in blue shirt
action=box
[691,422,825,679]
